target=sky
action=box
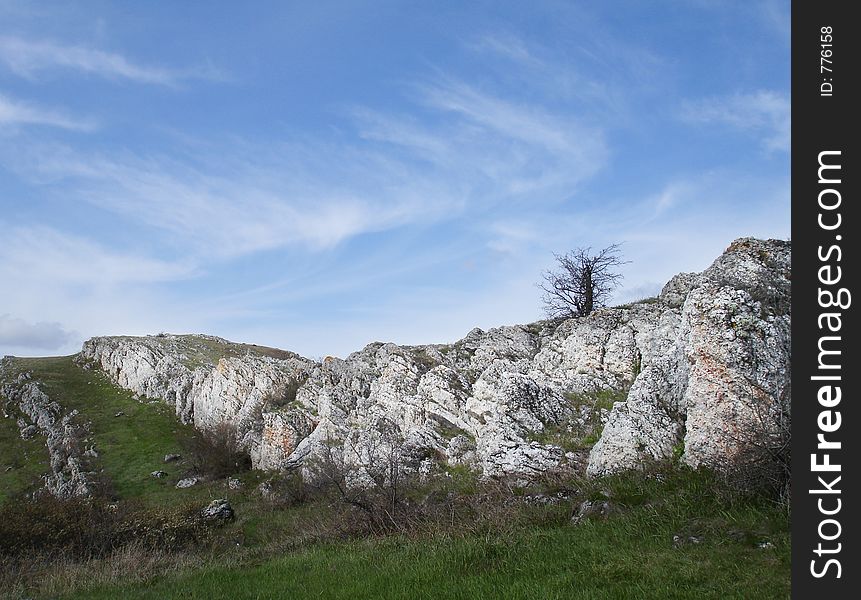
[0,0,790,359]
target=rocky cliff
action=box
[78,237,790,483]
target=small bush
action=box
[263,377,307,410]
[264,469,312,507]
[182,422,251,480]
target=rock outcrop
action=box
[587,238,791,475]
[1,363,96,498]
[78,237,790,481]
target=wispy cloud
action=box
[0,35,219,85]
[4,143,454,258]
[0,225,198,355]
[0,314,75,351]
[356,77,608,198]
[5,62,608,260]
[649,181,697,217]
[0,92,96,130]
[0,225,194,284]
[469,32,539,66]
[682,90,790,152]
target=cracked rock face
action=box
[587,237,790,475]
[78,237,790,481]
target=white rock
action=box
[77,238,791,483]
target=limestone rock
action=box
[0,375,95,498]
[587,238,790,475]
[175,477,199,489]
[571,499,614,524]
[200,498,234,521]
[76,237,790,483]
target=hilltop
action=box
[0,237,791,599]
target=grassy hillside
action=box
[3,356,214,503]
[67,500,790,600]
[0,355,790,599]
[0,402,49,504]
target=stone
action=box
[1,377,95,498]
[75,238,790,484]
[571,500,613,524]
[151,470,168,478]
[19,423,38,440]
[257,480,274,499]
[227,477,244,490]
[588,238,790,476]
[175,477,199,488]
[163,453,182,463]
[200,498,234,521]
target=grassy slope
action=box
[0,405,50,503]
[2,355,790,599]
[71,499,789,600]
[2,356,241,505]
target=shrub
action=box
[263,376,307,410]
[182,422,251,480]
[0,495,210,560]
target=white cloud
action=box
[356,78,607,199]
[0,92,96,130]
[683,90,790,152]
[5,67,608,260]
[4,145,453,258]
[0,225,199,356]
[649,181,697,217]
[0,314,74,351]
[0,35,218,85]
[0,225,194,285]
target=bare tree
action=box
[540,244,628,318]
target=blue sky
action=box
[0,0,790,358]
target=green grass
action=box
[527,388,628,452]
[64,482,790,600]
[0,402,50,503]
[2,356,218,504]
[1,357,790,599]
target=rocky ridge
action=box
[1,359,96,498]
[75,237,790,484]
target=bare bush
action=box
[0,495,210,561]
[182,422,251,480]
[304,423,424,534]
[716,384,791,506]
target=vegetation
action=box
[182,422,252,480]
[0,402,49,503]
[0,356,790,599]
[527,388,628,452]
[0,467,790,599]
[539,244,629,318]
[2,356,203,503]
